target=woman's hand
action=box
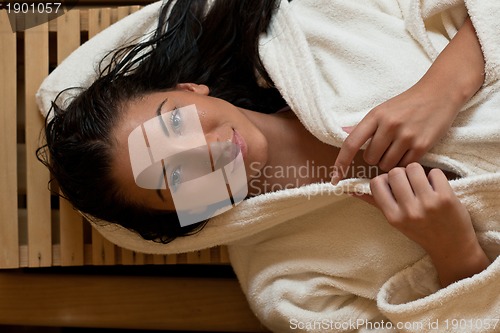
[337,82,460,172]
[366,163,490,287]
[331,18,485,184]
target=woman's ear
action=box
[176,83,210,96]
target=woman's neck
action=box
[241,108,380,196]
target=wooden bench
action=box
[0,4,267,331]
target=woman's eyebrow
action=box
[156,98,170,137]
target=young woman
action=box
[37,0,499,331]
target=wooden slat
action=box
[117,5,141,20]
[121,249,145,265]
[59,200,85,266]
[88,7,111,37]
[0,271,267,332]
[57,10,81,61]
[49,6,143,31]
[56,10,85,267]
[0,10,19,268]
[48,9,97,32]
[120,248,134,265]
[91,239,117,266]
[24,15,52,267]
[152,255,166,265]
[166,253,178,264]
[187,249,211,264]
[220,246,230,263]
[133,251,145,265]
[87,8,116,265]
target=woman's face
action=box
[112,83,268,212]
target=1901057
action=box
[2,2,62,14]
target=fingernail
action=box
[330,171,339,185]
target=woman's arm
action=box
[368,163,490,287]
[332,18,485,184]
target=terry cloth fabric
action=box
[36,0,500,332]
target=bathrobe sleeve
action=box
[464,0,500,86]
[378,235,500,333]
[409,0,500,86]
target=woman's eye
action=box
[170,108,182,134]
[170,166,182,191]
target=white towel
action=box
[36,0,500,331]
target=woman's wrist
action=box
[444,19,485,107]
[418,17,485,111]
[428,239,491,287]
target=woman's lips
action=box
[210,130,246,170]
[232,129,247,159]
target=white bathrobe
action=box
[36,0,500,332]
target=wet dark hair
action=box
[36,0,286,243]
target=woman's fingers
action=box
[397,150,421,170]
[427,168,452,193]
[332,117,377,184]
[363,126,394,166]
[377,141,408,171]
[370,163,437,224]
[386,167,416,204]
[405,162,434,197]
[370,174,399,218]
[369,124,430,171]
